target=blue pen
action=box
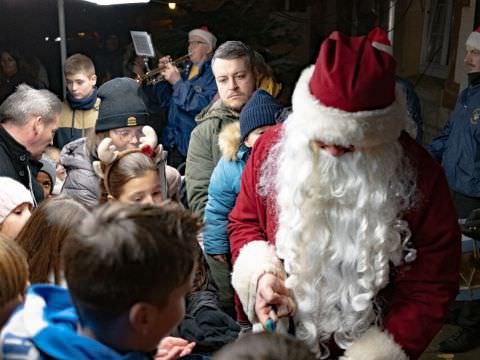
[264,305,277,332]
[265,317,277,332]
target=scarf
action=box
[67,88,98,110]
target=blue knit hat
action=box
[240,90,282,142]
[95,77,150,133]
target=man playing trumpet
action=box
[153,26,218,171]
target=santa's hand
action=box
[155,337,195,360]
[255,273,295,326]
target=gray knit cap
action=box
[95,77,150,133]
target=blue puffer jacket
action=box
[428,83,480,197]
[203,122,249,255]
[155,59,217,157]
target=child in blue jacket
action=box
[203,90,282,315]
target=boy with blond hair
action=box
[54,53,99,149]
[0,202,200,359]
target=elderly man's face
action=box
[465,46,480,73]
[27,115,59,159]
[188,35,211,65]
[212,56,256,111]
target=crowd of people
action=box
[0,23,477,359]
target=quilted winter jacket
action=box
[185,99,240,216]
[60,138,99,208]
[203,122,249,255]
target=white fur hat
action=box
[0,177,33,224]
[466,26,480,50]
[189,26,217,49]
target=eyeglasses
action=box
[188,40,207,47]
[111,128,143,141]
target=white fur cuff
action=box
[341,327,408,360]
[231,241,285,323]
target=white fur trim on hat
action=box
[231,240,286,323]
[290,65,408,148]
[341,327,408,360]
[189,28,217,49]
[466,31,480,50]
[0,177,33,224]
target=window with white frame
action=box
[419,0,453,78]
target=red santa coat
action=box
[228,124,461,359]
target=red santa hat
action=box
[466,26,480,50]
[289,27,407,148]
[189,26,217,49]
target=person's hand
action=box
[212,254,228,263]
[161,63,181,85]
[155,337,195,360]
[255,273,295,326]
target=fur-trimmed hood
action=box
[218,121,241,161]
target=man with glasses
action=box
[153,26,218,171]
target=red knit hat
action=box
[466,26,480,50]
[289,27,407,148]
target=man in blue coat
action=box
[427,25,480,353]
[154,27,218,171]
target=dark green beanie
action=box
[95,77,149,133]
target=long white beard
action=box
[260,125,416,358]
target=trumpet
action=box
[137,54,190,86]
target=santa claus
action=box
[228,28,461,359]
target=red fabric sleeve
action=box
[383,137,461,359]
[228,125,281,264]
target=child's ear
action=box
[107,194,115,203]
[90,74,97,86]
[129,302,155,334]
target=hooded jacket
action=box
[60,137,99,208]
[60,138,182,208]
[0,285,149,360]
[185,100,240,216]
[203,122,249,255]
